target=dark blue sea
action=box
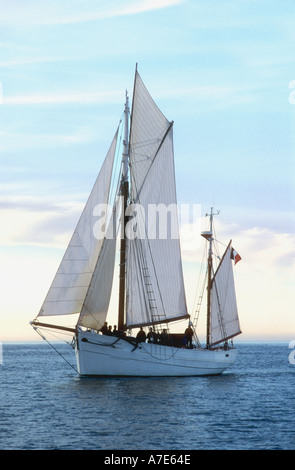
[0,342,294,451]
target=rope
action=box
[33,327,78,374]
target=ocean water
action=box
[0,341,294,451]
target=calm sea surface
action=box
[0,342,294,450]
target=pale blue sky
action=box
[1,0,294,340]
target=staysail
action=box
[77,203,118,329]
[37,128,119,319]
[125,71,189,328]
[210,242,241,346]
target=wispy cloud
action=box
[181,215,295,273]
[0,196,84,248]
[159,84,260,108]
[0,0,184,25]
[0,126,97,151]
[4,90,122,106]
[5,195,291,275]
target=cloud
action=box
[0,196,84,248]
[235,227,295,273]
[180,214,295,274]
[1,195,294,341]
[159,84,260,109]
[0,0,184,26]
[4,195,292,276]
[3,84,258,113]
[4,90,122,106]
[181,215,295,339]
[0,126,96,152]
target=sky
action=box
[1,0,294,342]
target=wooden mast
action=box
[203,207,219,348]
[206,208,213,348]
[117,91,130,331]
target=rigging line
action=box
[109,120,124,209]
[127,235,165,332]
[136,235,161,326]
[193,270,207,333]
[125,182,157,324]
[132,237,152,323]
[191,240,207,315]
[131,136,164,149]
[214,238,228,249]
[137,207,167,322]
[127,205,184,330]
[33,327,78,374]
[128,160,177,324]
[130,121,174,201]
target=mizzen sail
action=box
[210,242,241,346]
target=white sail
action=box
[125,71,189,328]
[37,129,118,317]
[77,203,118,329]
[210,242,241,346]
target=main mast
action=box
[118,92,130,331]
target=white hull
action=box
[75,329,237,377]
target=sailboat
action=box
[31,66,242,376]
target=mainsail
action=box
[125,71,189,328]
[210,242,241,346]
[37,128,119,320]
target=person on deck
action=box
[100,322,108,335]
[106,325,113,335]
[136,327,146,343]
[147,327,157,344]
[184,325,194,348]
[160,329,169,345]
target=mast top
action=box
[206,207,220,219]
[122,90,130,182]
[201,208,219,240]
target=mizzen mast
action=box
[202,207,219,348]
